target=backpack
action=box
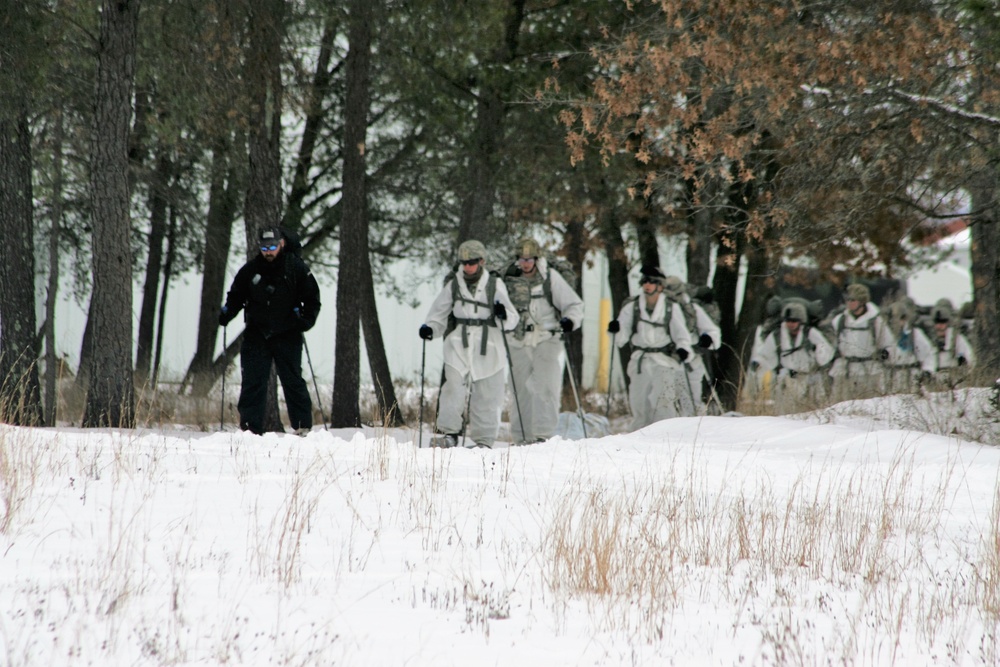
[502,257,576,312]
[502,257,577,340]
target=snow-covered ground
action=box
[2,389,999,666]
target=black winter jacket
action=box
[222,251,321,338]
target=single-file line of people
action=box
[216,230,975,440]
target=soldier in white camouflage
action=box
[502,238,584,444]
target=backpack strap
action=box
[449,272,498,355]
[630,296,678,373]
[835,311,879,362]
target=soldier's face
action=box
[460,258,483,275]
[784,319,801,336]
[516,256,536,274]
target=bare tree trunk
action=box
[82,0,140,428]
[44,112,65,426]
[561,218,586,408]
[969,170,1000,378]
[152,206,177,386]
[184,135,243,397]
[135,149,171,387]
[360,255,403,426]
[685,178,715,286]
[455,0,525,246]
[711,226,744,411]
[0,104,42,426]
[331,0,374,428]
[243,0,285,432]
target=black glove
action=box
[750,360,760,372]
[560,317,574,333]
[607,320,620,334]
[292,307,315,332]
[676,347,689,362]
[958,356,968,367]
[919,370,932,384]
[879,348,890,361]
[419,324,433,341]
[493,302,507,320]
[219,306,234,327]
[697,333,713,349]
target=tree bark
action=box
[185,135,243,397]
[243,0,285,432]
[561,218,586,409]
[134,149,171,387]
[331,0,375,427]
[0,105,43,426]
[82,0,140,428]
[969,170,1000,377]
[44,112,65,426]
[455,0,526,246]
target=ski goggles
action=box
[260,244,279,252]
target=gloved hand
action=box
[879,348,890,362]
[676,348,689,362]
[560,317,574,333]
[219,306,233,327]
[292,307,314,332]
[919,370,932,384]
[607,320,620,334]
[750,360,760,372]
[493,302,507,320]
[958,356,968,367]
[419,324,433,341]
[697,333,713,349]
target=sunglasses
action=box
[640,277,659,286]
[460,258,481,266]
[260,244,279,252]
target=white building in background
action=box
[905,228,974,307]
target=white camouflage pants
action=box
[508,336,564,443]
[627,353,695,431]
[436,363,507,447]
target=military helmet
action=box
[765,295,783,319]
[457,239,487,262]
[639,265,667,286]
[662,275,687,300]
[932,298,954,323]
[781,301,808,323]
[844,283,870,303]
[513,237,542,260]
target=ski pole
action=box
[497,305,527,444]
[561,332,587,439]
[301,333,329,430]
[681,361,698,416]
[606,331,617,420]
[220,324,227,430]
[418,337,427,448]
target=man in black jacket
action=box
[219,227,322,435]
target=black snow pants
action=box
[237,328,313,434]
